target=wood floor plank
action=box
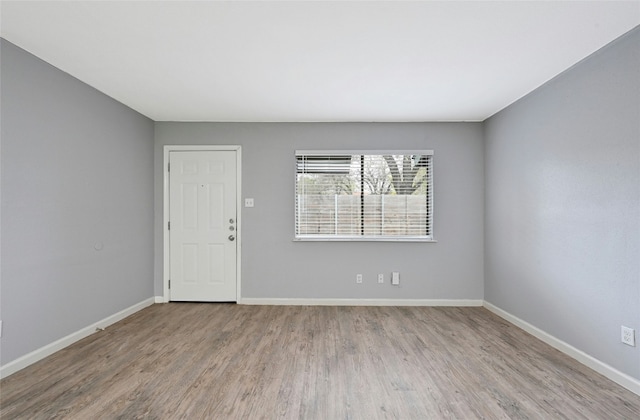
[1,304,639,419]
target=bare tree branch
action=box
[383,155,422,195]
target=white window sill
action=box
[294,236,437,243]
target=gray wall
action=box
[155,123,484,300]
[484,27,640,380]
[0,40,155,365]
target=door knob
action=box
[228,235,235,241]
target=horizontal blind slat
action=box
[296,152,433,239]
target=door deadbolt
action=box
[228,235,235,241]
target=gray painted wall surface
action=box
[484,27,640,380]
[0,40,155,365]
[155,123,484,300]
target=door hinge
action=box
[168,162,170,172]
[168,280,171,289]
[168,221,170,230]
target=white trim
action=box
[239,298,483,307]
[484,301,640,396]
[295,149,434,156]
[293,236,437,242]
[0,297,155,379]
[154,296,166,303]
[163,145,242,303]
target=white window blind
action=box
[295,151,433,241]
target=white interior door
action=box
[169,150,237,301]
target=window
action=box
[295,151,433,241]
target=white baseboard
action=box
[0,297,156,379]
[239,298,483,307]
[483,301,640,396]
[154,296,167,303]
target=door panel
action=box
[169,151,237,301]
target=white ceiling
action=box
[1,1,639,122]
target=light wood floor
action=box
[1,304,639,419]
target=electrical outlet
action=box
[378,273,384,284]
[356,274,363,284]
[621,326,635,346]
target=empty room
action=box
[1,1,639,418]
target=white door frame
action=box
[163,145,242,303]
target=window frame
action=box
[294,150,435,242]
